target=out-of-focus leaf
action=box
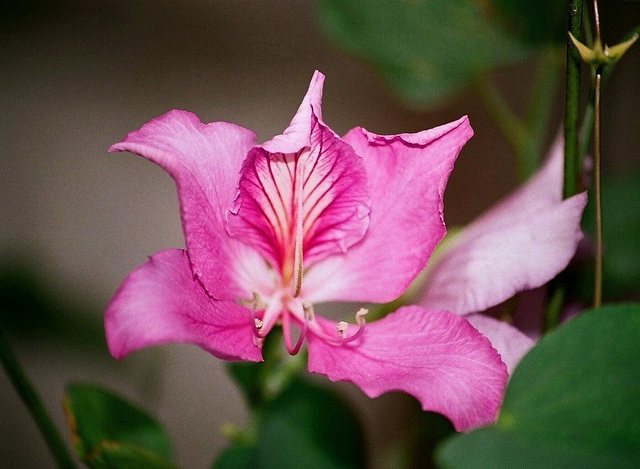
[492,1,567,44]
[227,329,307,409]
[212,444,255,469]
[214,376,366,469]
[580,174,640,300]
[64,383,176,468]
[316,0,532,105]
[92,442,181,469]
[437,304,640,469]
[257,378,366,469]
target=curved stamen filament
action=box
[282,310,308,356]
[251,294,282,338]
[309,307,369,346]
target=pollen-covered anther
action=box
[337,321,349,338]
[302,302,315,321]
[355,308,368,326]
[251,291,267,310]
[254,318,264,331]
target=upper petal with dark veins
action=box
[227,114,370,278]
[302,117,473,304]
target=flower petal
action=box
[109,110,269,300]
[306,306,507,431]
[419,139,588,315]
[465,314,535,375]
[261,70,325,154]
[228,113,370,276]
[302,117,473,303]
[105,249,262,362]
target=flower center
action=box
[249,289,369,355]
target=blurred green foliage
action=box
[316,0,567,106]
[216,332,366,469]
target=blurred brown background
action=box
[1,1,638,468]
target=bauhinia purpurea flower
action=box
[106,71,506,431]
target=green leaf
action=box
[579,174,640,300]
[257,378,366,469]
[64,383,177,468]
[214,376,366,469]
[316,0,532,105]
[92,442,181,469]
[437,304,640,469]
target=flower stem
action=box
[524,46,563,170]
[564,0,584,199]
[0,329,77,469]
[592,69,603,308]
[590,0,603,308]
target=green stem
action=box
[593,69,603,307]
[475,48,562,183]
[0,329,77,468]
[564,0,584,199]
[523,46,563,172]
[474,75,529,181]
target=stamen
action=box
[302,302,315,321]
[355,308,368,326]
[307,307,369,345]
[291,152,305,298]
[282,310,308,356]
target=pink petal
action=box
[261,70,325,154]
[419,138,588,315]
[105,249,262,362]
[306,306,507,431]
[465,314,535,375]
[302,117,473,304]
[109,110,270,300]
[227,113,370,274]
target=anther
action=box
[302,302,315,321]
[355,308,368,326]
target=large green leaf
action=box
[64,383,178,468]
[214,377,366,469]
[437,304,640,468]
[316,0,532,105]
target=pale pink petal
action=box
[465,314,534,375]
[261,70,325,154]
[228,113,370,274]
[306,306,507,431]
[419,138,588,315]
[105,249,262,362]
[302,117,473,304]
[109,110,268,300]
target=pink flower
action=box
[106,71,507,431]
[418,137,588,374]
